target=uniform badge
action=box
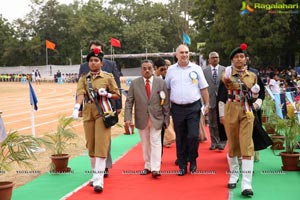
[159,91,166,105]
[189,71,198,84]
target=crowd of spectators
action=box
[258,67,300,97]
[0,73,78,83]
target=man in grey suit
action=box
[124,59,170,178]
[203,52,226,150]
[78,40,121,181]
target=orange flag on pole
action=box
[110,37,121,48]
[46,40,56,50]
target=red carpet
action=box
[66,133,229,200]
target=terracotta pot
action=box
[124,124,135,135]
[266,127,275,135]
[262,115,267,123]
[0,181,14,200]
[50,154,70,173]
[280,152,300,171]
[270,135,285,150]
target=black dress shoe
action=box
[152,171,161,178]
[227,179,239,189]
[227,183,237,189]
[209,145,217,150]
[241,189,254,196]
[94,185,103,193]
[175,159,179,166]
[140,169,151,175]
[104,168,109,178]
[89,181,93,187]
[217,144,225,150]
[190,164,197,173]
[178,167,187,176]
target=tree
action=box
[191,0,297,68]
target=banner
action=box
[273,93,284,119]
[182,33,191,46]
[46,39,56,50]
[110,37,121,48]
[29,81,38,110]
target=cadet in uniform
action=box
[72,48,120,193]
[218,44,259,197]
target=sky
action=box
[0,0,166,23]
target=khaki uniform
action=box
[77,71,120,158]
[222,68,257,157]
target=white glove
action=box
[98,88,108,96]
[253,99,262,110]
[251,84,260,98]
[98,88,112,98]
[72,103,80,119]
[224,67,232,79]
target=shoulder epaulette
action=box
[102,71,113,77]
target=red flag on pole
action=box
[46,40,56,50]
[110,37,121,48]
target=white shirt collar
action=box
[210,64,219,71]
[143,75,153,84]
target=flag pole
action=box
[46,47,48,66]
[31,105,35,137]
[110,45,113,61]
[112,48,115,62]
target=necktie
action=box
[212,68,217,84]
[145,79,151,100]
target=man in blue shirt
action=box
[165,44,209,176]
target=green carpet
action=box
[12,133,140,200]
[12,132,300,200]
[229,148,300,200]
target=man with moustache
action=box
[203,51,226,151]
[124,60,170,178]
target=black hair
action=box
[88,40,105,51]
[154,58,166,68]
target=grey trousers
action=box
[106,140,112,168]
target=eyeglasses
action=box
[159,68,167,72]
[211,56,219,59]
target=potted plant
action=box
[261,95,277,134]
[270,117,286,150]
[279,115,300,171]
[44,116,77,173]
[0,131,42,200]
